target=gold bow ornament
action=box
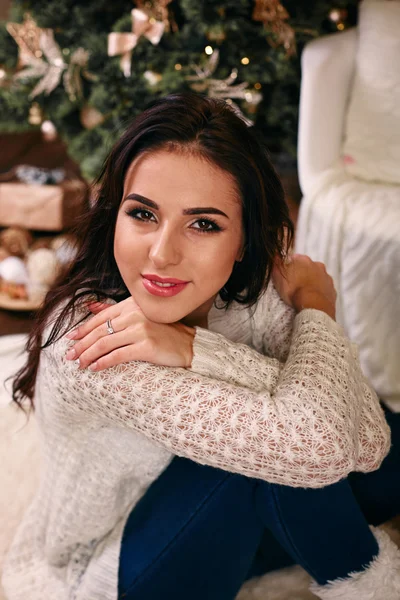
[108,9,165,77]
[252,0,296,56]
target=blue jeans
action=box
[118,405,400,600]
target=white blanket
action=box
[0,335,28,408]
[295,165,400,410]
[0,335,42,599]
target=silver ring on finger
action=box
[106,319,115,335]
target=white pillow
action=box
[342,0,400,184]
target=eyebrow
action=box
[124,193,229,218]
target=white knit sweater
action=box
[2,283,391,600]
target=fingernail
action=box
[75,358,81,368]
[89,362,98,371]
[66,330,77,340]
[66,348,77,360]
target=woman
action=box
[3,92,400,600]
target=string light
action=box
[241,57,250,65]
[329,9,341,22]
[174,63,182,70]
[205,46,213,55]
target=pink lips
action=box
[141,274,189,297]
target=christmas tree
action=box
[0,0,358,181]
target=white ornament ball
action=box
[41,120,58,142]
[51,234,78,266]
[55,240,78,266]
[50,234,72,251]
[27,248,59,286]
[0,256,29,284]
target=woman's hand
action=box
[272,253,337,320]
[65,297,195,371]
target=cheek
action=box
[197,239,239,284]
[113,224,124,268]
[113,219,138,271]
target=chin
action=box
[136,300,190,325]
[130,281,217,325]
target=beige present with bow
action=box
[0,174,88,231]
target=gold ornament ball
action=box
[0,227,33,258]
[28,102,43,125]
[80,105,105,130]
[41,120,58,142]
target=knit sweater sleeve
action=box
[346,341,391,472]
[43,306,390,489]
[246,283,389,475]
[193,308,390,476]
[250,282,296,361]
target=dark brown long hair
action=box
[12,91,293,411]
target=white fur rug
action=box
[0,335,398,600]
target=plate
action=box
[0,292,42,312]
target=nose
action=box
[148,225,181,268]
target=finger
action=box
[272,259,289,281]
[78,331,137,370]
[292,253,311,262]
[87,302,111,314]
[272,255,285,272]
[273,251,288,264]
[88,345,145,372]
[315,261,327,271]
[66,303,120,340]
[66,314,127,363]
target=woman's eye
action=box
[126,208,156,222]
[191,219,221,233]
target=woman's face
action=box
[114,149,244,326]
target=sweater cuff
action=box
[190,327,226,378]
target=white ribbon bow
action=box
[108,9,165,77]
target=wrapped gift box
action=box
[0,176,89,231]
[0,132,89,232]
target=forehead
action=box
[123,150,241,207]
